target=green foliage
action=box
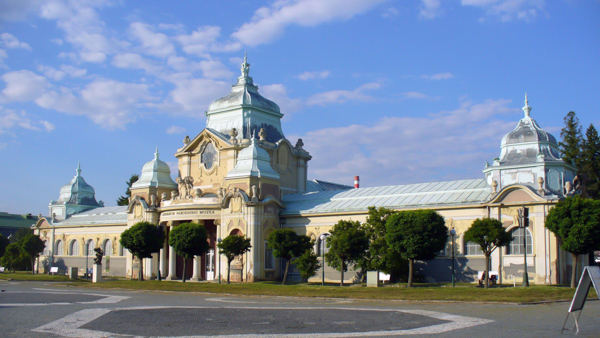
[120,221,164,280]
[293,249,321,280]
[267,228,312,284]
[1,243,25,272]
[325,220,369,286]
[559,111,583,166]
[168,222,210,282]
[580,124,600,199]
[547,196,600,287]
[117,174,139,206]
[12,228,33,243]
[21,234,45,274]
[360,207,397,274]
[386,210,447,287]
[217,235,252,284]
[0,234,9,257]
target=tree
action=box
[267,228,312,285]
[325,220,369,286]
[120,221,164,281]
[463,218,513,288]
[0,234,9,258]
[117,174,139,206]
[386,210,447,288]
[359,207,398,281]
[559,111,583,167]
[545,196,600,288]
[580,124,600,199]
[168,222,210,282]
[293,249,320,281]
[11,228,33,243]
[217,235,251,284]
[1,243,23,273]
[20,234,45,274]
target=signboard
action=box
[160,209,219,221]
[562,266,600,334]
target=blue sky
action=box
[0,0,598,216]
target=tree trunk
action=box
[340,260,345,287]
[485,254,490,289]
[31,258,35,275]
[571,253,579,288]
[139,259,144,281]
[182,258,187,283]
[227,259,231,284]
[407,259,414,288]
[282,260,290,285]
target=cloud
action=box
[112,53,163,75]
[197,60,234,79]
[176,26,240,57]
[260,84,303,115]
[420,0,443,19]
[300,99,520,186]
[0,33,32,50]
[296,70,330,81]
[128,22,175,58]
[400,91,431,99]
[166,125,186,134]
[0,70,50,102]
[306,82,381,106]
[382,7,400,18]
[0,106,54,135]
[421,72,455,80]
[232,0,385,46]
[169,78,230,113]
[461,0,546,22]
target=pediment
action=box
[489,185,545,204]
[179,129,231,154]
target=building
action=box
[0,212,39,238]
[34,57,582,284]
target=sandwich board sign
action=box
[561,266,600,334]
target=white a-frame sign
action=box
[561,266,600,334]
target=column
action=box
[166,245,176,280]
[145,257,153,280]
[159,247,166,279]
[190,256,199,281]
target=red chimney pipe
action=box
[354,176,360,189]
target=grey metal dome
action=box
[132,148,177,189]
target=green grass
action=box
[2,272,594,303]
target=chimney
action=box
[354,176,360,189]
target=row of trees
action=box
[0,229,45,273]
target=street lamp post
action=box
[450,229,456,287]
[319,234,327,286]
[157,225,163,281]
[217,238,222,284]
[85,241,89,281]
[519,207,529,287]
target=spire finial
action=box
[76,162,81,176]
[155,147,159,159]
[241,52,250,77]
[522,92,532,118]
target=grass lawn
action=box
[2,271,594,303]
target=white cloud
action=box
[421,72,455,80]
[0,106,54,135]
[60,65,87,78]
[176,26,237,57]
[0,33,32,50]
[400,91,431,99]
[382,7,400,18]
[128,22,175,58]
[462,0,546,22]
[197,60,234,79]
[301,99,519,186]
[306,82,381,106]
[0,70,50,102]
[297,70,330,81]
[419,0,443,19]
[232,0,385,46]
[169,78,230,113]
[166,125,186,134]
[112,53,163,75]
[261,84,303,115]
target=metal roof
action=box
[305,180,353,192]
[55,206,127,226]
[282,179,491,215]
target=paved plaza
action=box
[0,280,598,337]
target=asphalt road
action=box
[0,280,598,337]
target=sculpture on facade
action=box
[259,128,267,141]
[295,138,304,149]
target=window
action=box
[201,142,218,170]
[55,240,63,256]
[86,239,95,256]
[70,240,79,256]
[264,241,275,270]
[506,227,533,255]
[103,239,113,257]
[465,241,483,255]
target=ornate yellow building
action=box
[34,58,582,285]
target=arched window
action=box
[201,142,218,170]
[55,240,63,256]
[70,240,79,256]
[506,227,533,255]
[465,241,483,255]
[42,241,50,256]
[103,239,113,257]
[316,233,330,256]
[86,239,95,256]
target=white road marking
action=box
[33,305,494,337]
[2,291,129,306]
